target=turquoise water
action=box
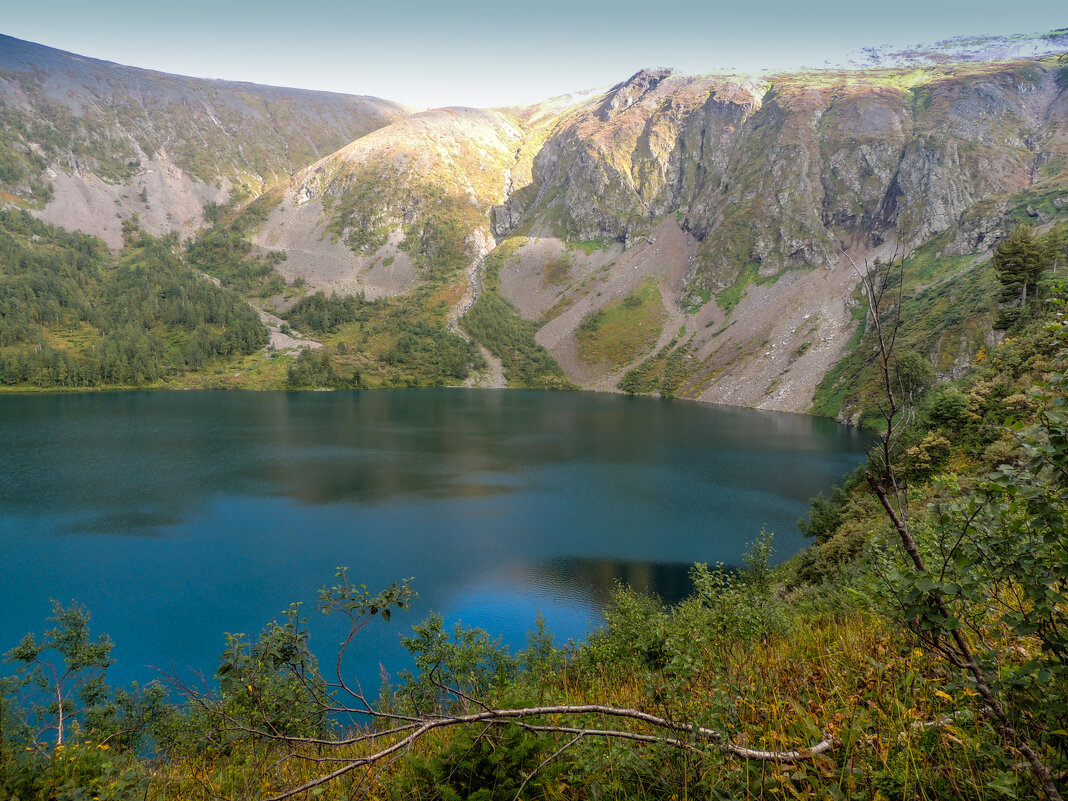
[0,389,869,693]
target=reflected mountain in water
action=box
[0,389,871,691]
[538,557,700,607]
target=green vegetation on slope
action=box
[283,283,484,389]
[399,184,484,276]
[812,244,999,423]
[185,190,288,297]
[577,278,665,366]
[618,328,695,397]
[324,161,407,255]
[325,164,483,277]
[0,97,139,203]
[0,211,267,388]
[815,223,1068,423]
[462,239,573,389]
[0,101,56,206]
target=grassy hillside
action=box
[576,279,665,366]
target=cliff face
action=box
[469,61,1068,413]
[3,33,1067,411]
[499,62,1066,286]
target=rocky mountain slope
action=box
[253,107,528,299]
[0,34,405,247]
[264,51,1067,413]
[482,58,1068,413]
[2,33,1067,413]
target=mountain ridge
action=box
[2,32,1067,416]
[0,33,407,246]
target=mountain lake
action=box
[0,389,871,696]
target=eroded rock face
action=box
[597,68,674,121]
[480,59,1067,412]
[5,32,1068,413]
[495,62,1067,290]
[35,153,232,249]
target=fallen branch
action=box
[258,703,835,801]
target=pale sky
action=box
[3,1,1066,109]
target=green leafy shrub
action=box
[287,347,342,388]
[214,605,331,739]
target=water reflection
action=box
[0,389,871,689]
[1,390,868,525]
[539,557,698,606]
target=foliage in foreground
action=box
[6,543,1061,800]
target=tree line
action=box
[0,212,267,387]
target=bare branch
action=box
[257,704,834,801]
[857,250,1064,801]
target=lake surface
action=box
[0,389,869,695]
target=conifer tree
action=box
[993,224,1046,328]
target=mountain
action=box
[2,33,1067,413]
[260,51,1068,414]
[0,34,406,247]
[250,92,590,299]
[489,58,1068,413]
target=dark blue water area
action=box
[0,388,871,698]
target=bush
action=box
[286,347,340,388]
[584,534,789,684]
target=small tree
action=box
[890,348,934,403]
[3,602,114,746]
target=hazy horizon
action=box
[2,1,1066,109]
